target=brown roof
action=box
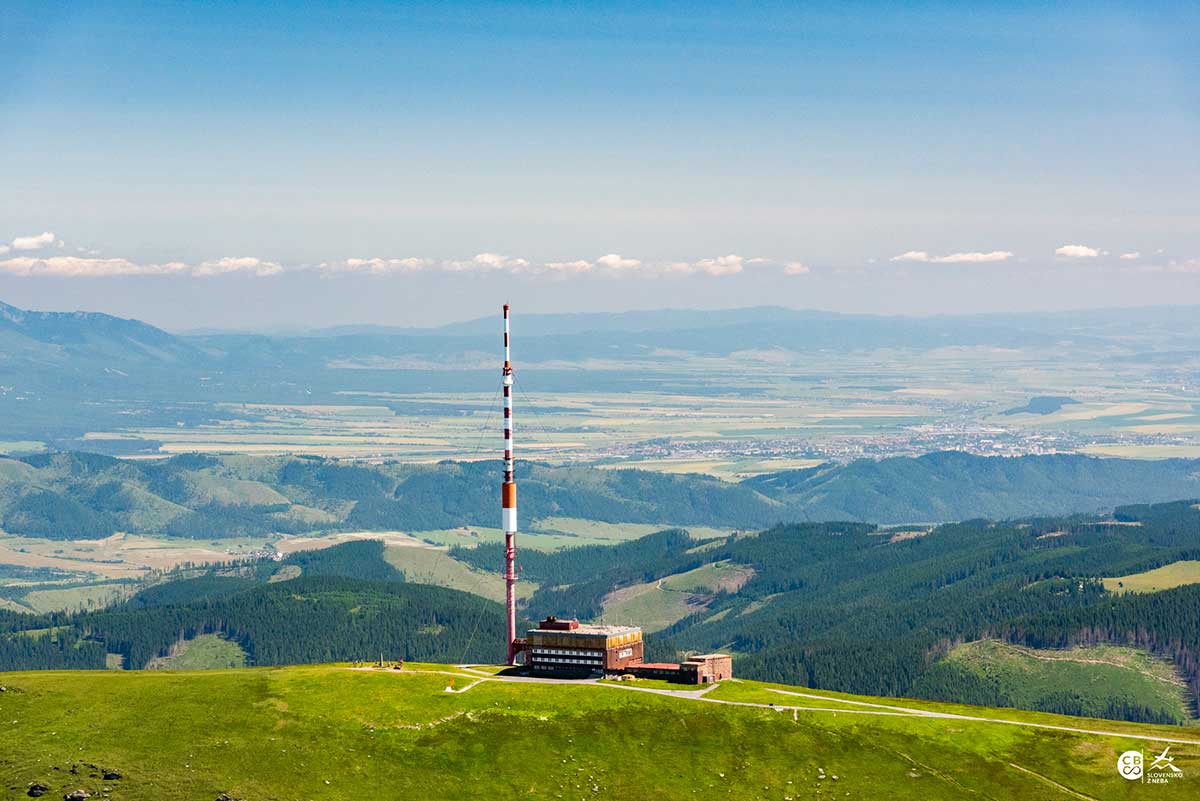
[630,663,683,670]
[529,623,641,637]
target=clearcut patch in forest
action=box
[599,560,755,632]
[922,640,1195,726]
[1103,560,1200,594]
[144,634,247,670]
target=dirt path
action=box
[764,688,1200,746]
[1007,763,1101,801]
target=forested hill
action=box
[0,541,508,671]
[744,451,1200,522]
[4,503,1200,727]
[3,451,1200,540]
[453,498,1200,724]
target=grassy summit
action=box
[2,663,1197,800]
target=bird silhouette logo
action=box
[1148,746,1183,774]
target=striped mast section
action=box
[501,304,518,664]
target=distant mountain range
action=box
[8,299,1200,370]
[0,299,200,366]
[3,298,1200,446]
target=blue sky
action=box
[1,1,1197,329]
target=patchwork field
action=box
[2,662,1198,800]
[50,336,1200,470]
[408,519,732,551]
[0,514,734,613]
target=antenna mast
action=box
[501,304,518,664]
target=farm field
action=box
[409,519,731,551]
[1103,560,1200,594]
[56,339,1200,469]
[0,533,273,576]
[2,662,1198,800]
[0,516,732,613]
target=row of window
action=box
[530,655,603,666]
[530,648,604,658]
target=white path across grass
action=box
[369,665,1200,748]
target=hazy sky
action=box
[2,1,1197,329]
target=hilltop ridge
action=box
[2,662,1198,800]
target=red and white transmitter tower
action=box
[500,304,520,664]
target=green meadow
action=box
[2,663,1198,800]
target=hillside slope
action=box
[448,500,1200,721]
[2,451,1200,542]
[744,451,1200,522]
[2,663,1197,800]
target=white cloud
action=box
[320,257,432,275]
[659,254,747,277]
[690,254,745,276]
[11,232,56,251]
[444,252,529,272]
[543,259,594,274]
[936,251,1012,263]
[1055,244,1100,258]
[0,253,280,278]
[1119,251,1141,260]
[890,250,1013,264]
[890,250,931,262]
[0,247,820,281]
[0,256,189,278]
[465,252,507,269]
[193,256,284,277]
[594,253,642,271]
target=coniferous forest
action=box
[3,500,1200,726]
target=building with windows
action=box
[523,616,730,684]
[524,616,644,676]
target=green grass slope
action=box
[916,640,1195,726]
[2,664,1198,800]
[1104,560,1200,594]
[145,634,247,670]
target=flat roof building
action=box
[524,616,731,684]
[525,616,644,676]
